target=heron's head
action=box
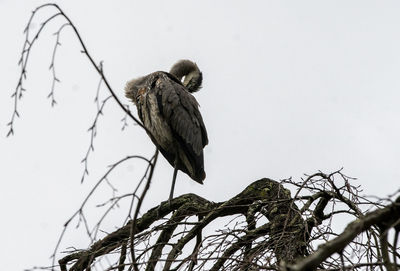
[125,76,147,105]
[169,60,202,93]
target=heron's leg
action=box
[169,160,179,206]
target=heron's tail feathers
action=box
[190,168,205,184]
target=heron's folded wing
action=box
[155,74,208,156]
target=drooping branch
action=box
[8,3,144,135]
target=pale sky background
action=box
[1,1,400,270]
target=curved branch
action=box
[8,3,146,137]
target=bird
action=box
[125,60,208,203]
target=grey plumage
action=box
[125,60,208,184]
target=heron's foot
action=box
[156,198,173,218]
[156,203,163,218]
[168,196,177,215]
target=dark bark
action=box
[59,178,310,271]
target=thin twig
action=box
[130,149,158,271]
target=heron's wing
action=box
[155,73,208,156]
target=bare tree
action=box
[10,4,400,271]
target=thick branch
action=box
[58,193,216,271]
[59,178,307,271]
[162,178,306,270]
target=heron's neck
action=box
[169,60,202,93]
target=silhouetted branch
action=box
[47,22,69,106]
[8,4,62,136]
[9,3,143,135]
[130,149,159,271]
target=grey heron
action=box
[125,60,208,202]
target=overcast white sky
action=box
[1,1,400,270]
